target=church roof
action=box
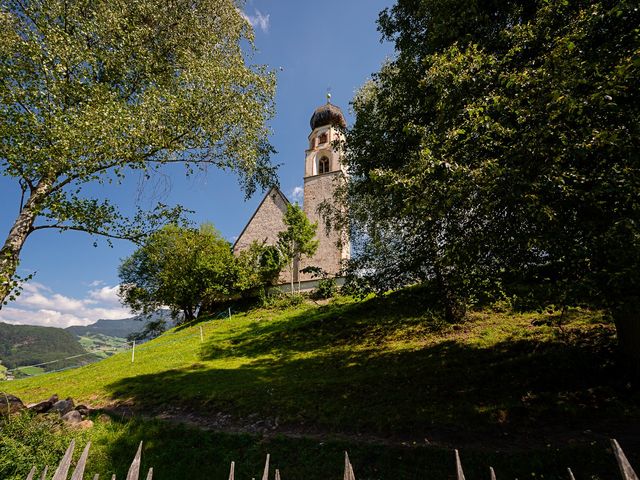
[310,102,347,130]
[232,186,290,250]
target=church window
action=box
[318,132,328,144]
[310,137,316,149]
[319,156,330,174]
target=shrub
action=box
[261,290,305,309]
[0,412,85,480]
[314,278,337,299]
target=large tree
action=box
[119,224,235,322]
[335,0,640,363]
[0,0,276,305]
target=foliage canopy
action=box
[0,0,276,305]
[119,224,236,321]
[335,0,640,337]
[119,225,286,321]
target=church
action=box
[233,99,350,289]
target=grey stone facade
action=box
[233,187,291,284]
[299,171,349,281]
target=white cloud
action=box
[291,186,304,204]
[88,280,104,287]
[88,285,121,305]
[0,282,131,328]
[240,9,270,33]
[21,282,52,294]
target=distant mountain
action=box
[66,317,147,338]
[66,311,173,339]
[0,322,98,373]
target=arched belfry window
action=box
[318,156,330,174]
[318,132,328,144]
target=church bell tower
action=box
[300,97,350,280]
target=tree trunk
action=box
[612,300,640,375]
[290,258,294,294]
[0,180,51,306]
[434,266,466,323]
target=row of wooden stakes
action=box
[27,438,638,480]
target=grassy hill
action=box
[0,322,98,376]
[4,290,640,479]
[77,334,129,358]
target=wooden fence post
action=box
[455,449,466,480]
[343,452,356,480]
[52,440,75,480]
[261,454,270,480]
[612,439,639,480]
[25,467,36,480]
[70,442,91,480]
[125,442,143,480]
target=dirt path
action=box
[97,402,640,453]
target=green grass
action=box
[78,334,129,359]
[4,289,639,478]
[12,366,45,378]
[1,410,623,480]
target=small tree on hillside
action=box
[119,224,235,322]
[233,241,286,298]
[277,204,318,293]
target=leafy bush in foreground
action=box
[0,412,83,480]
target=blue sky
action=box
[0,0,395,327]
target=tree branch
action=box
[31,223,146,243]
[49,130,192,194]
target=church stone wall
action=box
[233,188,290,284]
[300,172,347,281]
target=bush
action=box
[261,290,306,309]
[314,278,337,299]
[0,412,86,480]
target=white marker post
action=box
[228,307,231,319]
[131,340,136,363]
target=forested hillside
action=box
[0,322,97,372]
[66,312,172,339]
[66,318,146,339]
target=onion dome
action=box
[310,102,347,130]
